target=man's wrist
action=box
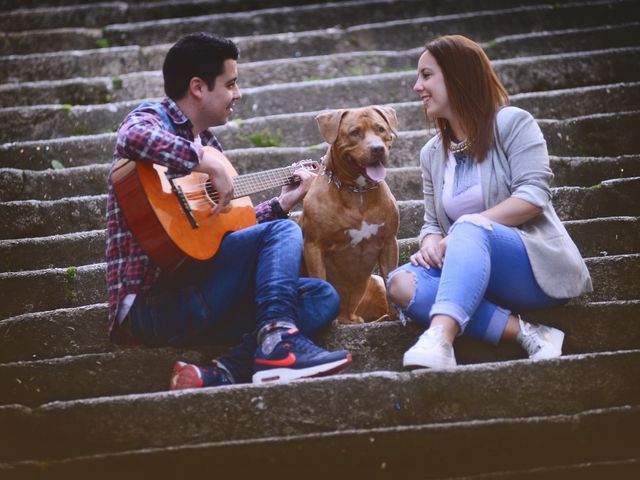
[270,198,290,219]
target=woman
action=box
[387,35,592,369]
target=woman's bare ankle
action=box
[430,315,459,343]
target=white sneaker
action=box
[403,325,457,369]
[517,317,565,360]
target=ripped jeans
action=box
[388,220,567,344]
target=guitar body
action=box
[111,156,256,271]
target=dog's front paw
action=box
[337,314,365,325]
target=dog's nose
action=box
[370,145,385,156]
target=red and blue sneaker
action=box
[252,328,352,383]
[169,361,234,390]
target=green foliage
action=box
[399,248,412,265]
[65,266,78,304]
[66,266,77,281]
[61,104,72,113]
[50,160,65,170]
[240,128,284,147]
[96,38,110,49]
[111,76,123,89]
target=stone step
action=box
[1,300,639,406]
[1,2,125,32]
[2,214,637,274]
[0,0,545,55]
[0,230,106,273]
[211,83,640,150]
[1,250,638,321]
[4,151,639,203]
[2,405,638,478]
[3,46,639,143]
[1,85,638,171]
[0,196,637,266]
[397,216,640,264]
[0,27,103,56]
[102,0,638,49]
[2,171,638,242]
[1,349,638,463]
[2,38,638,108]
[485,21,640,59]
[0,0,636,475]
[542,110,640,157]
[0,0,169,11]
[2,292,638,365]
[0,303,110,363]
[3,17,637,86]
[0,0,338,33]
[0,194,106,241]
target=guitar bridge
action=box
[170,179,199,229]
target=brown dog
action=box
[299,105,400,324]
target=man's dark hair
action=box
[163,32,239,100]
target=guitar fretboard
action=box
[231,163,311,199]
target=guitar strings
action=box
[176,162,314,207]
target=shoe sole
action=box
[530,327,565,360]
[252,354,352,384]
[403,351,457,370]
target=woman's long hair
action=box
[424,35,509,161]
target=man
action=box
[107,32,351,389]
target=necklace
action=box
[450,138,472,154]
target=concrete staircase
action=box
[1,0,639,477]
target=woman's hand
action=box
[410,234,447,269]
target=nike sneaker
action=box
[253,328,352,383]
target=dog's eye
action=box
[378,125,386,133]
[349,129,361,137]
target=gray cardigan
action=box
[418,106,593,299]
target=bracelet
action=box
[270,198,291,219]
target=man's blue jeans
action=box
[128,220,340,381]
[390,220,567,344]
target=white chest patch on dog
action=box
[347,221,384,246]
[355,175,367,187]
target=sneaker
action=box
[517,318,565,360]
[169,361,233,390]
[252,328,352,383]
[403,325,457,369]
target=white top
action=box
[442,151,484,221]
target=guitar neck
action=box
[231,164,305,199]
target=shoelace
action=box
[519,326,542,355]
[284,333,324,354]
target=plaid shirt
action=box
[106,98,279,333]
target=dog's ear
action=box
[373,106,398,136]
[315,109,347,144]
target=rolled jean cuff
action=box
[484,305,511,345]
[429,301,470,334]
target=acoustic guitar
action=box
[111,148,317,271]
